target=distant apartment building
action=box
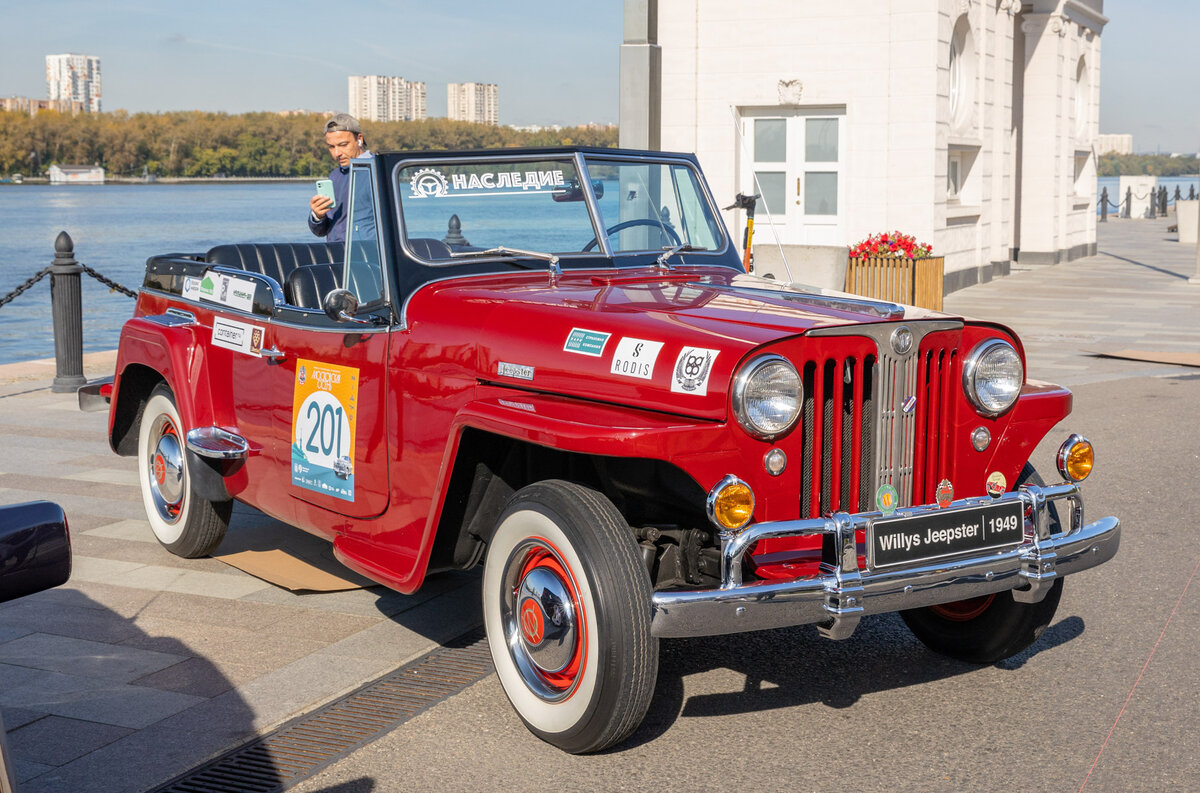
[46,53,101,113]
[1096,133,1134,156]
[1,96,84,116]
[348,75,427,122]
[447,82,499,126]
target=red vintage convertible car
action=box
[85,147,1119,752]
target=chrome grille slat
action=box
[804,321,962,517]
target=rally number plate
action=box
[868,500,1025,569]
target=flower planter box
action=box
[844,256,944,311]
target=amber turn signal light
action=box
[707,475,755,532]
[1056,434,1094,483]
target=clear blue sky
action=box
[1,0,1196,151]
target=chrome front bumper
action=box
[650,483,1119,639]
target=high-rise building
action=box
[447,83,499,126]
[46,54,101,113]
[348,75,427,122]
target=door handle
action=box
[261,346,285,361]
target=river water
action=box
[0,183,313,365]
[2,177,1199,366]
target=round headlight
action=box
[963,339,1024,415]
[733,355,802,439]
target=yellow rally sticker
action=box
[291,359,359,501]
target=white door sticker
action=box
[210,317,264,357]
[671,347,719,395]
[610,338,664,380]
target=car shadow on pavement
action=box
[0,587,263,793]
[620,611,1086,750]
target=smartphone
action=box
[315,179,336,210]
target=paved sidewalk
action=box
[0,218,1196,793]
[944,217,1200,385]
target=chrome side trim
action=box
[650,483,1120,639]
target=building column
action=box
[619,0,661,150]
[1016,11,1067,264]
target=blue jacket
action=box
[308,164,351,243]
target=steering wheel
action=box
[581,219,682,252]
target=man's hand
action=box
[310,194,334,219]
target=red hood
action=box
[406,266,959,420]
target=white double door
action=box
[740,108,846,247]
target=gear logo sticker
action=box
[409,168,449,198]
[671,347,719,395]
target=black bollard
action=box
[1191,184,1197,201]
[1100,187,1108,222]
[1160,186,1168,215]
[1176,186,1183,203]
[1149,189,1157,219]
[1123,186,1132,218]
[442,213,470,247]
[50,231,86,393]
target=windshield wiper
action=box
[449,246,562,284]
[656,243,696,272]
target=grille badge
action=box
[890,325,914,355]
[901,395,917,414]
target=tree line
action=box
[1098,153,1199,178]
[0,110,619,178]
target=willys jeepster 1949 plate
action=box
[83,146,1120,754]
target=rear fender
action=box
[109,317,228,455]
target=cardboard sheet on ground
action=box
[214,522,374,592]
[1085,349,1200,369]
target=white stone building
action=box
[620,0,1106,292]
[1096,133,1133,155]
[46,53,101,114]
[447,83,499,126]
[348,75,427,122]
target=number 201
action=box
[305,403,344,456]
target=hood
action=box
[408,267,960,420]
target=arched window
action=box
[948,16,975,132]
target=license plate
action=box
[869,500,1025,569]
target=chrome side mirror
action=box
[322,288,370,325]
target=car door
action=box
[268,161,392,520]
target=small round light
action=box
[1056,434,1094,482]
[707,475,755,532]
[963,339,1024,415]
[971,426,991,452]
[733,355,802,439]
[764,448,787,476]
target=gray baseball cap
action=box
[324,113,362,135]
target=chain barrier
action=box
[0,267,52,311]
[79,262,138,298]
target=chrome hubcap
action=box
[501,540,584,702]
[148,417,184,522]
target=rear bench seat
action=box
[205,243,343,309]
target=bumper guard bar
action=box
[650,483,1119,639]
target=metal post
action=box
[1149,189,1157,219]
[50,231,86,393]
[1099,187,1108,222]
[1191,184,1197,201]
[1160,186,1168,215]
[1123,186,1132,218]
[1176,186,1183,203]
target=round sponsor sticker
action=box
[935,479,954,508]
[876,484,899,516]
[986,471,1007,498]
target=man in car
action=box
[308,113,370,243]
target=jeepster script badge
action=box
[986,471,1007,498]
[876,484,899,516]
[935,479,954,508]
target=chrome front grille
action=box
[801,321,962,518]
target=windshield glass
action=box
[394,155,724,264]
